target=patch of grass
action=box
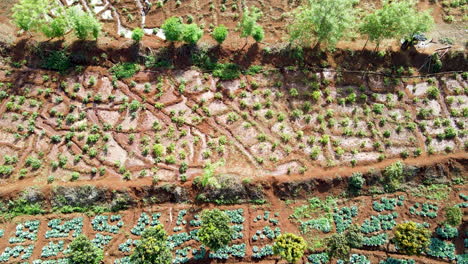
[41,50,72,72]
[0,199,46,220]
[411,184,451,201]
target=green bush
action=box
[182,23,203,44]
[212,25,228,44]
[383,161,404,192]
[110,62,139,79]
[67,235,103,264]
[273,233,306,263]
[198,209,234,251]
[349,172,365,194]
[212,63,241,80]
[132,27,144,42]
[444,206,462,226]
[162,16,184,42]
[393,221,430,255]
[130,225,172,264]
[41,50,72,72]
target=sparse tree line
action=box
[13,0,433,50]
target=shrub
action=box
[349,173,365,194]
[131,27,144,42]
[393,221,430,255]
[198,209,234,251]
[252,25,265,42]
[327,224,363,260]
[273,233,307,263]
[130,225,172,264]
[212,63,241,80]
[66,235,103,264]
[427,86,440,99]
[162,16,184,42]
[182,23,203,44]
[383,161,404,192]
[212,25,228,44]
[41,50,72,72]
[110,62,139,79]
[444,206,462,226]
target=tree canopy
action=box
[359,0,434,48]
[239,6,264,42]
[12,1,101,40]
[288,0,357,49]
[272,233,307,263]
[212,25,228,44]
[130,225,173,264]
[66,235,103,264]
[393,221,431,255]
[197,209,234,251]
[132,27,145,42]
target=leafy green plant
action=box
[272,233,306,263]
[131,27,144,42]
[198,209,234,251]
[444,206,462,226]
[110,63,139,79]
[130,225,172,264]
[67,234,103,264]
[393,221,430,255]
[212,25,228,44]
[289,0,356,49]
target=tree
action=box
[198,209,234,251]
[239,6,264,43]
[212,25,228,44]
[383,161,404,192]
[132,27,144,42]
[11,0,50,32]
[162,16,184,42]
[348,172,365,194]
[66,235,103,264]
[67,6,101,40]
[288,0,357,49]
[12,1,101,40]
[444,206,462,226]
[252,25,264,42]
[130,225,172,264]
[359,0,434,50]
[393,222,430,255]
[327,224,363,260]
[182,23,203,44]
[273,233,307,263]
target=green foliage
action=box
[212,25,228,44]
[436,224,458,239]
[130,225,172,264]
[12,0,50,31]
[41,50,72,72]
[0,198,45,219]
[162,16,184,42]
[393,221,430,255]
[288,0,357,49]
[444,206,462,226]
[198,209,234,251]
[212,63,241,80]
[40,11,69,39]
[110,63,140,79]
[132,27,144,42]
[383,161,404,192]
[327,224,363,260]
[360,0,434,47]
[181,23,203,44]
[349,173,365,194]
[67,6,101,40]
[240,6,264,41]
[272,233,306,263]
[411,184,450,201]
[67,234,103,264]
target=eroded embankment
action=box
[1,156,466,210]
